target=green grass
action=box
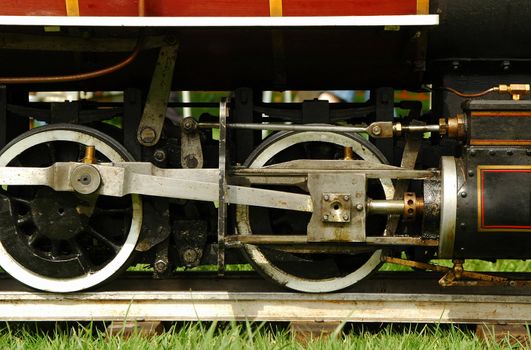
[1,322,528,350]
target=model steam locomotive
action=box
[0,0,528,292]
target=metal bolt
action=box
[140,127,156,144]
[470,149,476,157]
[154,259,167,273]
[343,195,350,201]
[182,118,196,132]
[372,125,382,136]
[342,214,349,221]
[489,150,496,156]
[506,150,513,156]
[468,170,474,177]
[183,248,198,265]
[79,174,91,185]
[526,149,531,156]
[460,191,467,198]
[501,60,511,71]
[185,155,199,168]
[153,149,166,162]
[460,222,466,229]
[323,215,329,220]
[356,203,364,211]
[451,61,460,70]
[323,195,330,201]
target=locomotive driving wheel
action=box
[236,130,394,293]
[0,124,142,292]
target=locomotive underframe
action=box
[0,9,529,293]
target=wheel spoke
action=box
[68,239,94,273]
[16,212,32,226]
[93,207,132,216]
[45,142,57,163]
[27,231,43,247]
[87,227,120,254]
[7,195,31,206]
[50,240,61,259]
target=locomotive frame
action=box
[0,1,529,294]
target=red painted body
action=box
[1,0,418,17]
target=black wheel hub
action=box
[30,189,88,241]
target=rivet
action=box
[460,222,466,229]
[342,214,349,221]
[343,195,350,201]
[323,215,329,220]
[324,195,330,201]
[460,191,467,198]
[506,150,513,156]
[356,203,364,211]
[489,150,496,156]
[468,170,474,177]
[470,149,476,157]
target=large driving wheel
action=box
[236,130,394,292]
[0,124,142,292]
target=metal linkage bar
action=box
[217,99,228,275]
[0,163,313,212]
[198,121,441,139]
[225,235,438,247]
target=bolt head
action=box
[372,126,382,136]
[460,191,467,198]
[356,203,364,211]
[343,195,350,201]
[153,149,166,162]
[342,214,349,221]
[323,195,330,201]
[323,215,329,220]
[154,260,167,273]
[140,127,156,144]
[183,248,198,264]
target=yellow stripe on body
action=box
[269,0,283,17]
[416,0,429,14]
[65,0,80,16]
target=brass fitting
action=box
[440,114,466,139]
[403,192,423,221]
[343,147,353,160]
[82,145,96,164]
[498,84,530,101]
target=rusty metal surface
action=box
[225,235,438,247]
[307,173,366,242]
[136,43,179,146]
[0,272,528,323]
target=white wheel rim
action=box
[0,129,142,292]
[237,131,394,293]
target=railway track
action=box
[0,271,529,324]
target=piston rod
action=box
[198,121,441,138]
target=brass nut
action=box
[447,114,466,139]
[403,192,418,221]
[372,125,382,136]
[393,122,403,136]
[438,118,448,135]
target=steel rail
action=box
[0,272,529,323]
